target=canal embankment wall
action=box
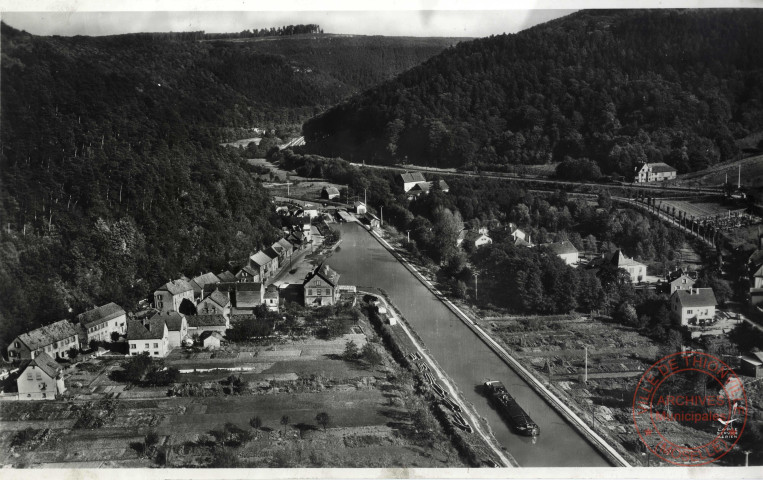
[366,227,632,468]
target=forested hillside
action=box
[0,23,458,352]
[303,10,763,175]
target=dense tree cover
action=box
[0,23,461,354]
[304,10,763,175]
[206,24,323,40]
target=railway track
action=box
[350,162,722,197]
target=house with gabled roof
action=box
[200,331,224,350]
[399,172,428,192]
[8,319,80,361]
[216,270,237,283]
[264,285,280,312]
[127,318,169,357]
[263,246,280,275]
[457,230,493,248]
[741,350,763,378]
[669,274,696,294]
[321,186,340,200]
[189,272,221,300]
[671,288,717,326]
[246,250,275,282]
[235,264,260,283]
[154,279,194,313]
[634,162,677,183]
[77,302,127,344]
[187,314,230,335]
[197,289,231,319]
[159,312,188,348]
[604,249,647,283]
[543,241,579,266]
[354,201,367,215]
[16,352,65,400]
[233,282,265,314]
[304,263,340,306]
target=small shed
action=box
[200,331,224,350]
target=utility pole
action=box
[584,345,588,383]
[380,206,384,227]
[406,230,410,244]
[744,450,750,467]
[473,272,479,301]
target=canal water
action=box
[327,222,611,467]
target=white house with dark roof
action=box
[399,172,428,192]
[304,263,340,306]
[127,318,170,357]
[669,274,696,294]
[16,352,65,400]
[8,320,79,361]
[605,249,647,283]
[154,279,194,313]
[264,285,280,312]
[77,302,127,343]
[161,312,188,348]
[321,186,340,200]
[671,288,717,326]
[741,350,763,378]
[457,230,493,248]
[634,162,677,183]
[543,241,579,266]
[354,201,367,215]
[197,290,232,319]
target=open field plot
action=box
[675,155,763,188]
[247,158,344,200]
[0,311,465,468]
[660,199,745,221]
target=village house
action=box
[669,274,696,294]
[8,319,80,361]
[189,272,221,301]
[263,246,281,275]
[200,331,224,350]
[543,241,579,266]
[354,201,367,215]
[634,162,677,183]
[671,288,718,326]
[243,250,273,282]
[457,229,493,248]
[216,270,237,283]
[232,282,265,315]
[16,352,65,400]
[271,238,293,265]
[288,230,308,251]
[161,312,188,348]
[604,249,647,283]
[154,279,195,313]
[321,186,340,200]
[264,285,280,312]
[197,290,232,319]
[127,318,170,358]
[434,179,450,193]
[741,351,763,378]
[187,315,230,336]
[304,263,340,306]
[398,172,428,193]
[77,302,127,344]
[360,212,381,229]
[509,223,528,242]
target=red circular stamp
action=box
[632,351,747,466]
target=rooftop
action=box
[126,318,167,341]
[191,272,220,292]
[607,250,645,268]
[188,315,228,328]
[163,312,186,332]
[673,288,718,308]
[400,172,426,183]
[21,352,61,379]
[16,320,78,352]
[157,279,194,296]
[77,302,125,329]
[250,251,272,267]
[217,271,237,283]
[544,241,579,256]
[305,263,340,286]
[204,290,230,308]
[640,162,677,173]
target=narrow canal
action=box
[327,222,611,467]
